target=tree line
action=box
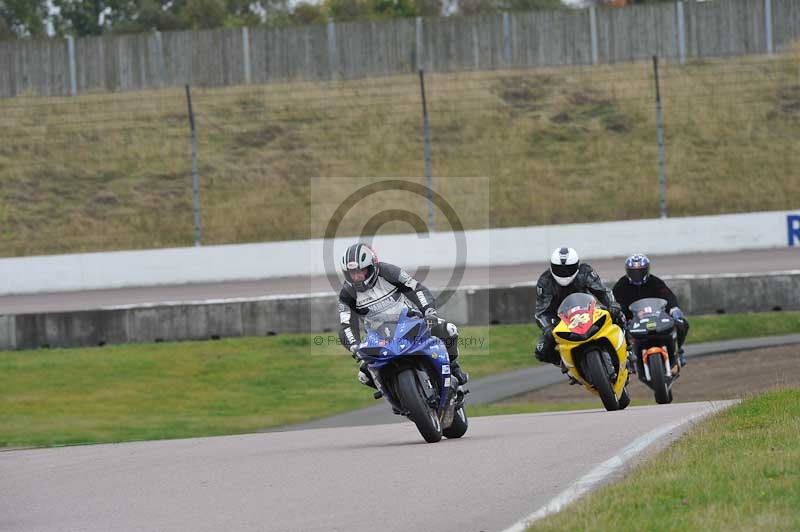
[0,0,669,40]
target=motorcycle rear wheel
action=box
[443,406,469,439]
[586,350,619,411]
[397,369,443,443]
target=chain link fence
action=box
[0,51,798,257]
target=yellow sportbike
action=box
[553,292,631,411]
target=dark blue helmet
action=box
[625,253,650,286]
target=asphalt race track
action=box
[0,402,731,532]
[2,248,798,314]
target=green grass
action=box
[1,53,799,256]
[527,389,800,531]
[684,312,800,343]
[1,311,798,448]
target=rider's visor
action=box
[626,267,647,284]
[551,263,578,279]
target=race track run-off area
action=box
[0,402,730,532]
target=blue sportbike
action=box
[356,308,469,443]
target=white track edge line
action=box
[500,400,736,532]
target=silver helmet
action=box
[341,243,379,291]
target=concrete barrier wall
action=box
[3,273,799,351]
[1,210,798,296]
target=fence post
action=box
[472,22,480,69]
[415,17,423,71]
[589,6,599,65]
[66,35,77,96]
[242,27,252,84]
[676,1,686,64]
[185,84,202,246]
[764,0,774,54]
[418,69,435,231]
[502,12,512,67]
[327,22,337,80]
[154,31,165,87]
[652,56,667,219]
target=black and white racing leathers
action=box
[337,263,466,385]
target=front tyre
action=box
[586,350,619,411]
[618,385,631,410]
[648,355,670,405]
[397,369,443,443]
[443,406,469,439]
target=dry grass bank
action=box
[1,52,798,257]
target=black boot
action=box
[451,359,469,385]
[627,348,637,374]
[357,364,377,389]
[678,348,687,367]
[446,341,469,385]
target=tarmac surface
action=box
[0,401,729,532]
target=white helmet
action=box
[550,247,580,286]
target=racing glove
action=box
[424,307,439,327]
[349,344,361,361]
[609,302,624,325]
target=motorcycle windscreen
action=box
[628,297,668,319]
[557,292,597,336]
[362,308,424,344]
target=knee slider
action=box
[446,322,459,338]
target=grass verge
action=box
[1,311,798,448]
[527,389,800,531]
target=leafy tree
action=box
[113,0,183,32]
[0,16,11,40]
[459,0,564,15]
[290,2,328,25]
[323,0,372,22]
[414,0,443,16]
[180,0,226,29]
[0,0,49,39]
[52,0,140,36]
[221,0,264,27]
[369,0,416,18]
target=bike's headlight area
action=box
[402,324,422,343]
[556,316,606,341]
[359,346,386,358]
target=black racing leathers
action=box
[533,263,621,365]
[612,274,689,349]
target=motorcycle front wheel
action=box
[618,385,631,410]
[648,355,671,405]
[397,369,443,443]
[585,349,619,411]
